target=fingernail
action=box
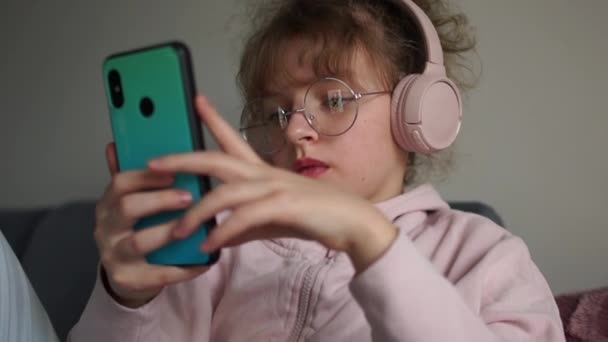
[148,159,162,168]
[178,192,192,203]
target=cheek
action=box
[354,111,396,152]
[269,142,303,171]
[269,150,294,170]
[333,117,393,174]
[350,110,405,172]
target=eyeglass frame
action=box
[239,77,391,154]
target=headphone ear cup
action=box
[391,74,420,152]
[391,75,419,152]
[391,74,462,153]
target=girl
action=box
[70,0,565,340]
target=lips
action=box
[293,158,329,178]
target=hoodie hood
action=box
[374,184,449,223]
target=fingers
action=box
[110,220,210,291]
[195,95,262,163]
[119,188,193,221]
[173,180,277,239]
[201,194,295,252]
[97,187,193,238]
[115,220,179,258]
[147,151,264,183]
[105,171,175,198]
[95,176,182,239]
[105,142,119,176]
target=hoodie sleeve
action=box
[348,228,565,342]
[67,261,226,342]
[68,212,232,342]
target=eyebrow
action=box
[260,82,304,99]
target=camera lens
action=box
[108,69,124,108]
[140,97,154,117]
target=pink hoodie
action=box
[69,184,565,341]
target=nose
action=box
[284,108,319,146]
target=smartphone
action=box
[102,41,220,266]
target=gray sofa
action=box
[0,200,503,341]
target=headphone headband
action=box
[394,0,444,66]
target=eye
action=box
[324,92,355,113]
[265,111,280,122]
[263,105,286,124]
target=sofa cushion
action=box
[20,201,98,342]
[0,208,49,259]
[556,287,608,341]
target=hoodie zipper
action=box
[287,258,329,342]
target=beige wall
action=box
[1,0,606,294]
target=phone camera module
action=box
[108,69,124,108]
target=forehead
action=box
[261,37,384,96]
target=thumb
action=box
[105,142,119,176]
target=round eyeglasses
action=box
[239,77,390,156]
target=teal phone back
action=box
[103,42,218,266]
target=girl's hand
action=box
[148,95,398,274]
[93,142,211,308]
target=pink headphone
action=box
[390,0,463,153]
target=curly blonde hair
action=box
[236,0,478,185]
